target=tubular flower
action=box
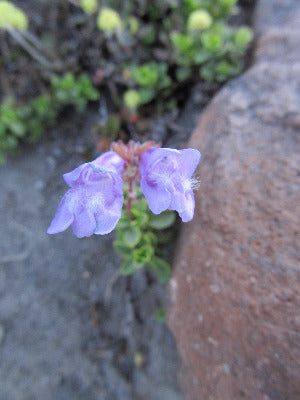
[47,152,124,238]
[139,148,201,222]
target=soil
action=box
[0,1,257,399]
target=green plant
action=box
[183,0,238,18]
[154,305,166,322]
[117,0,251,114]
[126,62,172,106]
[0,96,54,163]
[0,73,99,163]
[67,1,252,119]
[50,73,99,112]
[114,197,175,283]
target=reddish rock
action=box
[167,1,300,399]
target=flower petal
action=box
[140,179,171,214]
[94,202,123,235]
[140,148,180,175]
[71,208,97,238]
[93,151,125,175]
[179,149,201,177]
[47,192,74,234]
[177,191,195,222]
[63,163,88,187]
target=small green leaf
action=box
[170,32,194,53]
[120,259,142,275]
[201,32,223,52]
[113,240,132,258]
[116,212,131,229]
[139,232,157,247]
[148,211,176,230]
[132,245,154,266]
[132,198,148,213]
[147,256,172,283]
[154,305,166,322]
[10,121,26,137]
[131,208,149,227]
[234,27,253,47]
[130,63,159,86]
[193,49,211,65]
[139,88,155,104]
[123,225,142,248]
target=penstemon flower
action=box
[139,148,201,222]
[47,152,124,238]
[47,141,201,237]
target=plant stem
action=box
[126,180,134,218]
[7,28,59,71]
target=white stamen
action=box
[190,177,200,190]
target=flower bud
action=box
[187,9,212,31]
[80,0,97,15]
[123,90,141,110]
[97,7,122,33]
[0,1,28,30]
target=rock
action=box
[0,324,5,345]
[167,1,300,399]
[254,0,300,32]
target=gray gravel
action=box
[0,132,182,400]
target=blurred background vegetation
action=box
[0,0,253,162]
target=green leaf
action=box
[116,210,131,229]
[131,208,149,227]
[120,259,142,275]
[193,49,212,65]
[113,240,132,258]
[9,121,26,137]
[122,225,142,247]
[147,256,172,283]
[139,88,155,104]
[31,95,52,116]
[234,27,253,47]
[148,211,176,230]
[132,245,154,266]
[131,198,148,213]
[154,305,166,322]
[130,63,159,86]
[201,32,223,52]
[170,32,194,53]
[139,232,157,247]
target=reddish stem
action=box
[126,180,134,218]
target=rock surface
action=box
[167,1,300,399]
[0,125,182,400]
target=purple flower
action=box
[139,148,201,222]
[47,151,124,238]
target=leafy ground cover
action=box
[0,0,255,161]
